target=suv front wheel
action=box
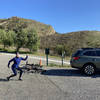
[83,64,95,75]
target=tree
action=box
[14,29,28,52]
[0,29,14,49]
[14,28,39,52]
[55,44,69,56]
[26,29,39,52]
[4,31,15,47]
[0,29,5,44]
[56,45,65,55]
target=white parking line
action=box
[0,53,70,65]
[29,56,70,64]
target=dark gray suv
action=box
[70,48,100,75]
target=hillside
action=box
[0,17,100,55]
[0,16,55,36]
[40,31,100,55]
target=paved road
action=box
[0,54,100,100]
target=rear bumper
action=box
[71,65,81,69]
[70,61,82,69]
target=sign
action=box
[45,48,50,55]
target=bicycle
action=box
[20,61,46,74]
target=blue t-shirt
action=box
[8,56,28,68]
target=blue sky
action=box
[0,0,100,33]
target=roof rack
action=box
[81,48,100,50]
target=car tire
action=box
[83,64,95,75]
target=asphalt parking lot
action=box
[0,54,100,100]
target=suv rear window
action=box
[72,50,82,57]
[96,51,100,56]
[83,51,96,56]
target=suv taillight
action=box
[73,57,80,60]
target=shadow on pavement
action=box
[42,68,100,78]
[0,78,8,82]
[0,78,23,82]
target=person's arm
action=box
[21,55,28,61]
[8,58,14,68]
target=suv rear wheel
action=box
[83,64,95,75]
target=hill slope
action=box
[40,31,100,55]
[0,16,55,36]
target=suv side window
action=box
[83,51,96,56]
[96,51,100,56]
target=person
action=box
[7,52,28,81]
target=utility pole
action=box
[46,54,48,66]
[62,51,65,66]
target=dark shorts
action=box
[12,67,23,75]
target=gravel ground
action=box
[0,54,100,100]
